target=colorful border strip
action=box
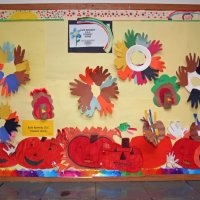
[0,10,200,21]
[0,168,200,177]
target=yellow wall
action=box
[0,20,199,142]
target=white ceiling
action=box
[0,0,200,4]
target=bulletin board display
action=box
[0,9,200,178]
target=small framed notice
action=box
[68,19,113,53]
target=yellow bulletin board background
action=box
[0,20,199,144]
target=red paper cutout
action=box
[16,137,63,169]
[172,138,200,169]
[101,138,143,173]
[30,88,54,120]
[148,40,162,56]
[0,143,17,167]
[68,135,113,168]
[130,136,172,168]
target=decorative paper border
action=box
[0,168,200,178]
[0,10,200,21]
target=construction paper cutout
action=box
[101,138,143,173]
[64,126,142,172]
[194,146,200,168]
[0,104,20,143]
[130,136,172,168]
[167,121,188,140]
[176,53,200,109]
[141,110,165,146]
[190,122,200,142]
[114,29,165,85]
[0,43,30,96]
[136,33,151,47]
[2,42,14,63]
[114,122,137,138]
[172,138,200,169]
[187,89,200,109]
[30,88,54,120]
[70,66,119,117]
[0,143,17,168]
[166,152,181,168]
[68,135,113,168]
[16,137,63,169]
[151,75,180,109]
[57,127,118,169]
[141,67,159,81]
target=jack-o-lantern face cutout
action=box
[16,137,63,169]
[101,138,143,173]
[172,138,200,169]
[0,143,17,167]
[68,135,113,168]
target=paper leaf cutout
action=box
[114,29,165,85]
[30,88,54,120]
[69,66,119,117]
[176,53,200,109]
[0,43,30,96]
[151,75,180,109]
[0,104,20,143]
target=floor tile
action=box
[96,182,151,200]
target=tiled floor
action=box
[0,181,200,200]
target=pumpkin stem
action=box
[90,135,98,143]
[122,138,130,148]
[41,137,47,142]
